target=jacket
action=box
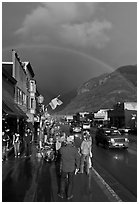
[81,140,91,155]
[60,144,80,172]
[24,132,32,143]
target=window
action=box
[22,92,26,106]
[30,98,34,109]
[16,87,20,104]
[26,96,29,110]
[26,78,29,91]
[19,90,22,105]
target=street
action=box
[2,125,137,202]
[2,145,110,202]
[2,3,137,202]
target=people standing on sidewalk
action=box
[55,136,61,161]
[58,135,80,200]
[74,133,83,154]
[13,132,21,158]
[24,128,32,157]
[80,133,92,175]
[2,130,10,161]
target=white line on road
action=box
[91,167,122,202]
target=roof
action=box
[124,102,137,111]
[2,62,13,77]
[2,65,17,85]
[2,89,27,118]
[24,62,35,78]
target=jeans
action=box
[14,142,20,157]
[60,171,74,197]
[80,154,89,174]
[25,142,31,156]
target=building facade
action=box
[2,62,27,138]
[108,102,137,129]
[12,50,36,129]
[93,109,110,125]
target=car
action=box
[118,128,131,135]
[95,128,129,149]
[72,126,82,133]
[83,122,91,130]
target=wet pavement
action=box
[2,143,124,202]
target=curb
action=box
[91,167,122,202]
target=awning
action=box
[2,89,27,118]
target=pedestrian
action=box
[2,130,10,161]
[79,133,92,175]
[74,133,83,154]
[13,132,21,158]
[39,128,44,149]
[24,128,32,157]
[58,135,80,200]
[55,136,61,161]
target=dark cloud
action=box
[2,2,137,98]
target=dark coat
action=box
[60,143,80,172]
[24,132,32,143]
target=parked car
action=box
[95,128,129,149]
[83,122,91,130]
[72,126,82,133]
[118,128,131,135]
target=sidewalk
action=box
[30,144,122,202]
[3,143,121,202]
[50,162,121,202]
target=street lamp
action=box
[37,95,44,104]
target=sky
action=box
[2,2,137,101]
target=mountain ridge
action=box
[57,64,137,115]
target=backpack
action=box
[81,140,91,155]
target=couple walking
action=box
[58,133,92,200]
[13,128,32,158]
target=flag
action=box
[49,97,63,110]
[56,98,63,106]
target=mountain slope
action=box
[59,65,137,114]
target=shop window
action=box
[30,98,34,109]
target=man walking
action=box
[80,133,92,175]
[58,135,80,200]
[24,128,32,157]
[13,132,21,158]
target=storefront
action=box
[2,89,27,139]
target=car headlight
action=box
[110,138,115,143]
[125,138,129,142]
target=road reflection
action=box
[110,149,129,164]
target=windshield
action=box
[104,130,121,136]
